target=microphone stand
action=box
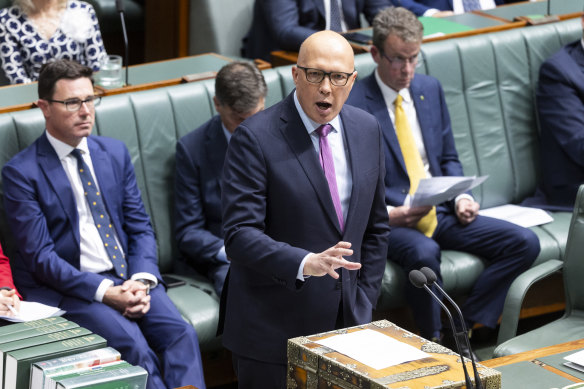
[420,267,483,389]
[409,270,474,389]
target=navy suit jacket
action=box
[221,92,390,363]
[347,72,462,209]
[243,0,394,61]
[415,0,502,10]
[531,40,584,211]
[175,115,227,271]
[2,134,161,306]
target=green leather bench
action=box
[0,18,580,354]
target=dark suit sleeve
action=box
[117,146,161,279]
[435,81,464,177]
[536,57,584,169]
[174,139,224,265]
[356,122,390,309]
[2,163,104,302]
[390,0,431,16]
[222,125,310,290]
[261,0,321,52]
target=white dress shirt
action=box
[324,0,348,31]
[373,70,473,213]
[452,0,496,14]
[293,92,353,279]
[46,132,156,302]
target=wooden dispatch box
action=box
[287,320,501,389]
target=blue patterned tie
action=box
[462,0,481,12]
[330,0,343,32]
[71,149,128,279]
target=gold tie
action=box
[394,94,437,237]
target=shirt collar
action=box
[220,122,232,143]
[45,131,89,161]
[293,90,342,136]
[374,68,412,105]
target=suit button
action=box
[335,280,342,290]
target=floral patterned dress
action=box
[0,0,106,84]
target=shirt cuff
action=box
[297,253,312,281]
[455,193,474,206]
[424,8,440,16]
[131,273,158,289]
[216,246,228,263]
[94,278,114,302]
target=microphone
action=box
[420,267,483,389]
[409,270,474,389]
[116,0,129,86]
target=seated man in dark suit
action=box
[347,7,539,355]
[2,59,206,389]
[174,61,267,296]
[243,0,452,61]
[525,15,584,211]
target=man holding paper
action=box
[347,7,540,355]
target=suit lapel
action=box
[313,0,325,20]
[37,134,80,244]
[88,138,121,241]
[363,74,407,173]
[339,108,359,235]
[279,95,342,234]
[410,77,439,175]
[205,117,228,182]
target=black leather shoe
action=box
[441,331,481,362]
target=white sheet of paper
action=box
[479,204,554,228]
[0,301,65,322]
[410,176,488,207]
[315,329,429,370]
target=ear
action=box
[36,99,51,119]
[212,96,221,112]
[292,66,299,86]
[371,45,381,65]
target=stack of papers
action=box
[315,329,429,370]
[479,204,554,228]
[563,350,584,374]
[0,301,65,323]
[410,176,487,207]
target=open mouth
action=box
[316,102,332,110]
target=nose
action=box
[319,75,332,94]
[79,101,91,114]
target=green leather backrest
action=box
[347,18,582,208]
[0,68,284,274]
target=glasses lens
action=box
[330,73,349,86]
[305,68,324,83]
[65,99,82,111]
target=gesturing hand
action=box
[303,241,361,279]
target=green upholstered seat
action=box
[494,185,584,357]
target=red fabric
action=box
[0,245,20,298]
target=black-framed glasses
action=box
[381,52,423,70]
[296,66,355,86]
[47,95,102,112]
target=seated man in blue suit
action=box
[347,7,539,356]
[174,61,267,296]
[415,0,503,13]
[242,0,452,61]
[2,60,206,389]
[222,30,390,387]
[524,15,584,212]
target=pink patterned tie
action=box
[316,124,344,232]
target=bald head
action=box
[293,31,357,124]
[297,30,355,70]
